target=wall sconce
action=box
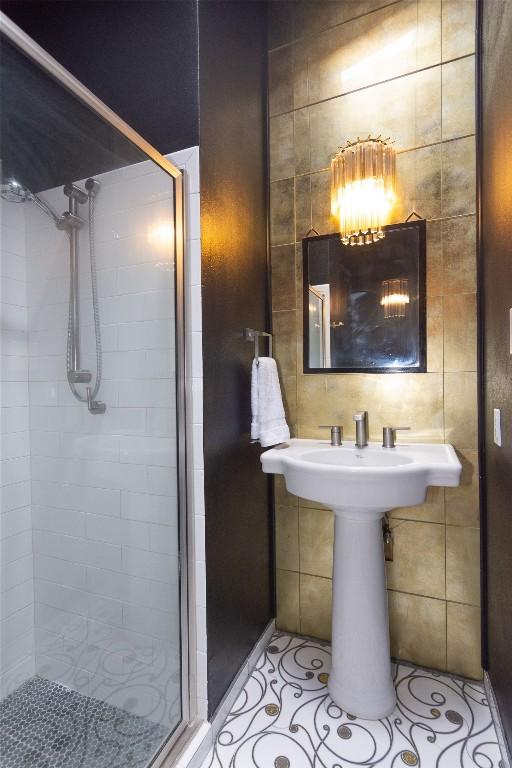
[380,278,409,319]
[330,137,396,246]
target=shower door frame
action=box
[0,13,197,764]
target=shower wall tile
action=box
[0,197,34,697]
[268,2,479,677]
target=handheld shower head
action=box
[0,178,34,203]
[1,177,62,226]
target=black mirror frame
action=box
[302,220,427,374]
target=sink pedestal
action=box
[261,439,462,720]
[328,508,396,720]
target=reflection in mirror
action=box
[303,221,426,373]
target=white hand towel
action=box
[251,357,290,448]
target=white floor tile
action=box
[202,633,502,768]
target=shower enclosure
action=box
[0,15,189,768]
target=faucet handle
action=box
[319,425,343,446]
[382,425,410,448]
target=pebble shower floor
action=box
[0,676,167,767]
[204,633,503,768]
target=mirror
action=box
[303,220,426,373]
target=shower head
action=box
[0,178,34,203]
[1,177,63,227]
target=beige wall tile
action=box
[388,590,447,670]
[292,0,334,40]
[444,371,478,449]
[446,525,481,605]
[447,601,482,679]
[274,475,298,509]
[276,505,299,572]
[293,0,397,39]
[270,178,294,245]
[442,215,477,293]
[442,136,476,217]
[268,0,293,50]
[295,174,312,241]
[390,486,445,524]
[299,507,334,578]
[270,113,295,181]
[445,449,479,526]
[299,497,330,512]
[426,220,443,297]
[281,375,298,434]
[395,144,442,222]
[292,41,309,109]
[272,245,297,312]
[308,67,441,174]
[414,65,443,147]
[277,569,300,633]
[427,295,444,373]
[269,46,294,116]
[300,573,332,640]
[273,309,298,379]
[443,292,477,372]
[442,56,476,140]
[321,373,444,444]
[297,374,332,436]
[311,171,338,236]
[294,108,311,175]
[307,2,439,104]
[386,520,446,599]
[442,0,476,60]
[417,0,442,69]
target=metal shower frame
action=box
[0,12,198,766]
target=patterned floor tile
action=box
[205,633,503,768]
[0,676,168,768]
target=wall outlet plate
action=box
[494,408,502,447]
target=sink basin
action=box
[262,439,461,512]
[301,449,414,467]
[261,438,462,720]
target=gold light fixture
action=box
[330,136,396,246]
[380,278,409,319]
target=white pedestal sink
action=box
[261,439,462,720]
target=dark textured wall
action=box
[481,0,512,754]
[198,0,272,718]
[1,0,199,155]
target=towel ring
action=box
[244,327,273,362]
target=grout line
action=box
[269,53,476,120]
[270,133,477,186]
[268,0,404,53]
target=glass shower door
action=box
[0,21,187,768]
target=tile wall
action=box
[268,0,481,678]
[0,195,35,697]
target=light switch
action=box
[494,408,502,447]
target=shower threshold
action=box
[0,676,168,768]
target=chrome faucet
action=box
[319,425,343,446]
[382,425,410,448]
[353,411,369,448]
